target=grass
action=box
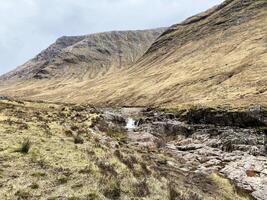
[209,173,252,200]
[106,127,128,140]
[0,100,252,200]
[0,5,266,111]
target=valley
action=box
[0,0,266,199]
[0,0,266,109]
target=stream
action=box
[126,118,136,129]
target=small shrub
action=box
[103,180,121,200]
[31,172,46,177]
[134,180,150,197]
[169,183,179,200]
[15,189,31,199]
[57,176,68,185]
[74,134,84,144]
[15,138,32,154]
[96,161,117,177]
[106,127,127,140]
[86,192,101,200]
[30,183,39,189]
[64,129,73,137]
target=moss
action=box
[31,171,46,177]
[106,127,128,140]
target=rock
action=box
[152,121,192,137]
[246,168,260,177]
[128,132,160,148]
[92,107,267,199]
[176,144,204,151]
[221,155,267,200]
[248,105,262,114]
[204,159,222,167]
[179,107,266,128]
[0,96,8,100]
[103,111,126,125]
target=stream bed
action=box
[99,107,267,200]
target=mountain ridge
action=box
[0,0,266,110]
[0,28,165,81]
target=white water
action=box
[126,118,136,129]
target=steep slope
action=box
[0,0,266,109]
[124,0,267,108]
[0,28,165,81]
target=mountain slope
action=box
[106,0,267,108]
[0,28,165,81]
[0,0,266,109]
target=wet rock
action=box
[0,96,9,100]
[179,107,266,128]
[152,121,192,137]
[176,144,203,151]
[103,111,126,126]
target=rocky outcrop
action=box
[103,107,266,199]
[178,105,267,128]
[221,156,267,200]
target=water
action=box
[126,118,136,129]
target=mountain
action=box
[0,0,266,109]
[0,28,165,81]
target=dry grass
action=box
[0,1,266,110]
[208,173,252,200]
[0,99,251,199]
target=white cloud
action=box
[0,0,224,75]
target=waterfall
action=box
[126,118,136,129]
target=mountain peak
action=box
[0,28,165,81]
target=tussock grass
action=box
[0,100,252,199]
[14,138,32,154]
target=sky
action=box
[0,0,224,75]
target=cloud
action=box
[0,0,223,75]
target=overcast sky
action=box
[0,0,224,75]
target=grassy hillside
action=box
[0,0,266,109]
